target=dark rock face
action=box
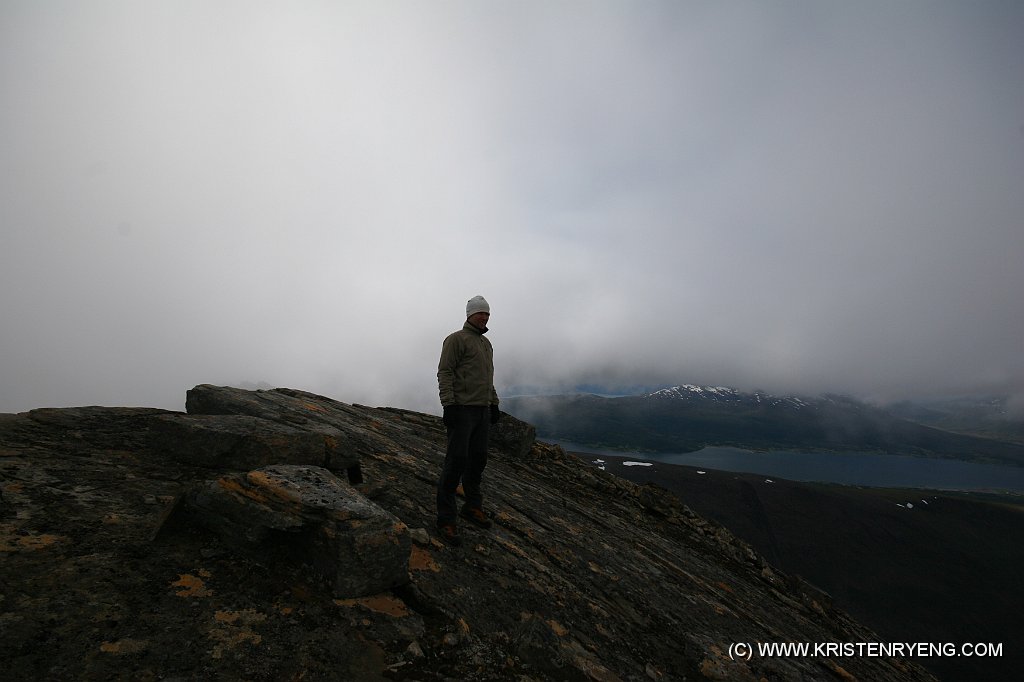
[150,413,332,470]
[185,384,363,471]
[0,386,938,681]
[186,464,412,598]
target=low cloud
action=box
[2,2,1022,414]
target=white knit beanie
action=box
[466,295,490,317]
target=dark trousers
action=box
[436,405,489,525]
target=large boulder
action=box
[148,413,330,471]
[186,464,411,598]
[490,409,536,459]
[185,385,382,472]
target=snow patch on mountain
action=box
[645,385,812,409]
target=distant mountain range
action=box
[884,394,1024,444]
[503,385,1024,466]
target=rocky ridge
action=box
[1,385,936,680]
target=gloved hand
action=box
[443,405,456,429]
[490,404,501,424]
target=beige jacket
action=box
[437,321,499,407]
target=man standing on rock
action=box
[436,295,501,546]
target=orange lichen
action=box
[334,594,411,618]
[699,657,727,679]
[409,545,440,572]
[21,534,65,550]
[548,619,569,637]
[373,452,418,466]
[99,638,147,655]
[208,609,266,659]
[497,538,529,559]
[825,661,856,682]
[0,525,67,552]
[171,573,213,597]
[208,628,262,659]
[244,470,321,506]
[215,475,268,503]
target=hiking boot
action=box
[436,523,462,547]
[459,506,493,529]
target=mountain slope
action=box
[0,385,936,681]
[885,394,1024,444]
[504,386,1024,466]
[592,454,1023,682]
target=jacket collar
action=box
[464,320,488,334]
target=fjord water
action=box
[556,442,1024,493]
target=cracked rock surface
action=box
[1,385,936,681]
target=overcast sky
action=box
[2,1,1023,415]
